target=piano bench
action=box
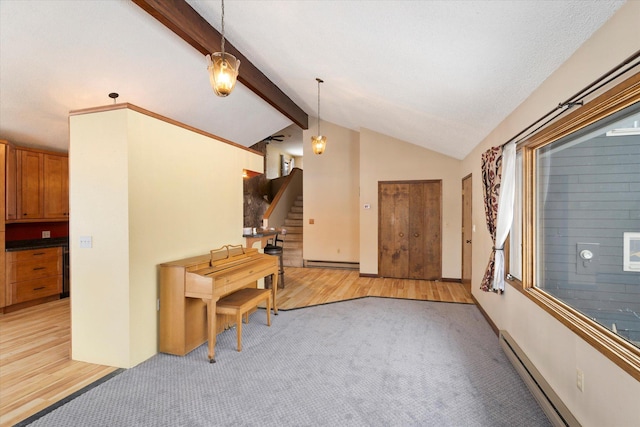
[216,288,272,352]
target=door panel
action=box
[379,181,441,280]
[379,183,409,278]
[462,175,472,287]
[422,182,442,280]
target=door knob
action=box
[399,232,404,237]
[414,233,419,237]
[466,240,472,244]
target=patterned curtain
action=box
[480,142,516,293]
[480,146,503,292]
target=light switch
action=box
[79,236,93,248]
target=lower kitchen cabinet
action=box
[5,247,62,308]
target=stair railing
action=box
[263,167,303,229]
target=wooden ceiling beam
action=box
[132,0,308,130]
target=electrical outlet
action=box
[576,368,584,392]
[79,236,93,248]
[42,230,51,238]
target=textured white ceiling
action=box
[0,0,626,159]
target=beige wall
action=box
[69,107,262,368]
[463,2,640,425]
[359,128,462,277]
[301,120,462,276]
[302,120,360,263]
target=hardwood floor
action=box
[0,299,118,427]
[277,267,474,309]
[0,267,473,426]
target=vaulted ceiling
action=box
[0,1,625,159]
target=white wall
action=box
[266,143,302,179]
[463,2,640,425]
[69,106,263,368]
[302,120,360,263]
[359,128,462,277]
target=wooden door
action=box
[5,144,16,220]
[16,150,43,219]
[1,142,5,308]
[43,154,69,218]
[461,175,472,289]
[379,180,441,280]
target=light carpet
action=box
[26,297,550,426]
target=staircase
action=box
[283,195,303,267]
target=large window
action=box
[517,73,640,379]
[535,105,640,346]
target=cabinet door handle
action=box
[466,240,472,244]
[399,232,404,237]
[33,287,46,291]
[33,267,46,271]
[414,233,420,237]
[33,252,46,256]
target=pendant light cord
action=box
[316,78,323,135]
[220,0,226,56]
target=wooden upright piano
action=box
[159,245,278,362]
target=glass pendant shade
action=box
[207,52,240,97]
[311,135,327,155]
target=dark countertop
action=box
[242,231,277,238]
[5,237,69,251]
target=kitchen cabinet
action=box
[43,153,69,218]
[5,247,62,308]
[17,149,44,219]
[5,143,16,220]
[1,141,6,308]
[5,146,69,222]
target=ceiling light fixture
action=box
[206,0,240,97]
[311,78,327,155]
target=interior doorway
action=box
[462,174,472,291]
[378,180,442,280]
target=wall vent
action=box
[499,330,580,427]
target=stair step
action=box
[283,225,302,233]
[284,235,303,244]
[288,212,303,220]
[293,200,303,208]
[283,258,303,268]
[284,240,302,251]
[291,206,303,213]
[285,218,303,226]
[283,247,302,257]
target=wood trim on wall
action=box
[69,103,264,156]
[519,71,640,381]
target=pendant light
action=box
[311,78,327,155]
[206,0,240,97]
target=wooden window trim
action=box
[515,72,640,381]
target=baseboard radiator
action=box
[303,260,359,270]
[499,331,580,427]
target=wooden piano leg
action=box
[271,271,278,315]
[205,298,218,363]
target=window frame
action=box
[513,72,640,380]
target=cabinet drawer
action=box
[9,276,62,304]
[7,247,61,263]
[7,258,61,282]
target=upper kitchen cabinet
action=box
[43,153,69,218]
[17,149,44,219]
[5,146,69,222]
